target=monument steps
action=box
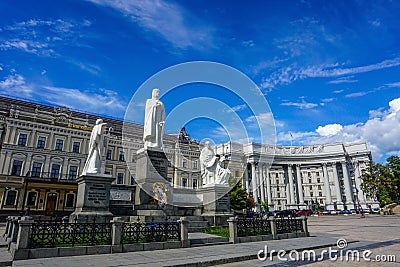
[0,245,12,266]
[190,236,230,247]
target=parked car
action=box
[329,210,339,215]
[349,209,357,214]
[372,208,381,214]
[274,209,297,217]
[296,209,313,216]
[322,210,330,215]
[341,209,351,215]
[361,208,371,214]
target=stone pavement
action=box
[11,233,342,267]
[216,214,400,266]
[5,215,400,267]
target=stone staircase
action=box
[0,238,12,266]
[189,233,230,247]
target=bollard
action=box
[227,217,238,244]
[178,217,189,248]
[16,216,34,250]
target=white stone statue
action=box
[143,89,166,149]
[200,141,230,186]
[82,119,107,175]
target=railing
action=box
[25,171,77,183]
[122,220,180,244]
[237,217,271,237]
[28,218,112,248]
[275,217,304,234]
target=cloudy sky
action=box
[0,0,399,162]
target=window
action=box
[37,136,46,149]
[167,161,172,167]
[309,185,312,190]
[105,171,111,175]
[117,173,124,184]
[72,142,80,153]
[106,149,112,160]
[182,178,187,188]
[50,164,61,179]
[193,179,198,189]
[31,162,42,177]
[119,151,125,161]
[275,173,279,178]
[5,190,17,206]
[193,160,198,169]
[130,176,135,185]
[319,192,322,197]
[18,133,27,146]
[235,170,239,177]
[68,166,78,179]
[182,158,187,168]
[276,179,279,184]
[55,139,64,151]
[317,178,321,183]
[318,185,322,190]
[65,194,75,208]
[316,172,320,177]
[11,160,23,176]
[310,192,314,197]
[308,178,312,183]
[27,191,37,206]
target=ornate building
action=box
[0,96,378,220]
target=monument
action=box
[70,119,114,223]
[135,89,172,209]
[199,141,232,220]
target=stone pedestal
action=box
[200,184,233,225]
[134,148,173,207]
[70,173,114,223]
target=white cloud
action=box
[0,72,126,117]
[261,57,400,90]
[328,76,358,84]
[281,98,318,109]
[87,0,214,49]
[0,74,32,97]
[226,104,247,113]
[316,124,343,136]
[246,112,282,128]
[280,98,400,161]
[333,89,344,94]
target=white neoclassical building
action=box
[0,96,378,220]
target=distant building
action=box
[0,96,378,220]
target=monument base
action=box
[201,184,232,215]
[69,173,114,223]
[134,148,172,206]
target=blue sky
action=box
[0,0,399,162]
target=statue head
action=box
[205,141,211,148]
[152,88,160,99]
[95,119,103,125]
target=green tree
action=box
[361,160,398,207]
[386,156,400,203]
[229,181,248,211]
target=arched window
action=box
[5,190,18,206]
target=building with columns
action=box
[215,142,379,211]
[0,96,378,220]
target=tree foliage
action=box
[361,156,400,206]
[229,181,248,211]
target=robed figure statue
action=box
[143,88,166,149]
[200,141,230,186]
[81,119,107,175]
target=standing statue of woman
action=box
[143,88,166,149]
[81,119,107,175]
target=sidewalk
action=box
[12,233,348,267]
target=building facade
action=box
[0,96,378,220]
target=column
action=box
[296,164,304,205]
[244,164,250,194]
[28,129,36,147]
[264,164,272,205]
[341,161,354,205]
[322,163,332,204]
[332,163,343,205]
[3,152,12,175]
[43,155,51,174]
[259,164,265,203]
[24,152,33,176]
[287,164,295,205]
[0,151,7,174]
[353,161,366,206]
[251,162,258,203]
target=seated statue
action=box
[200,141,230,186]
